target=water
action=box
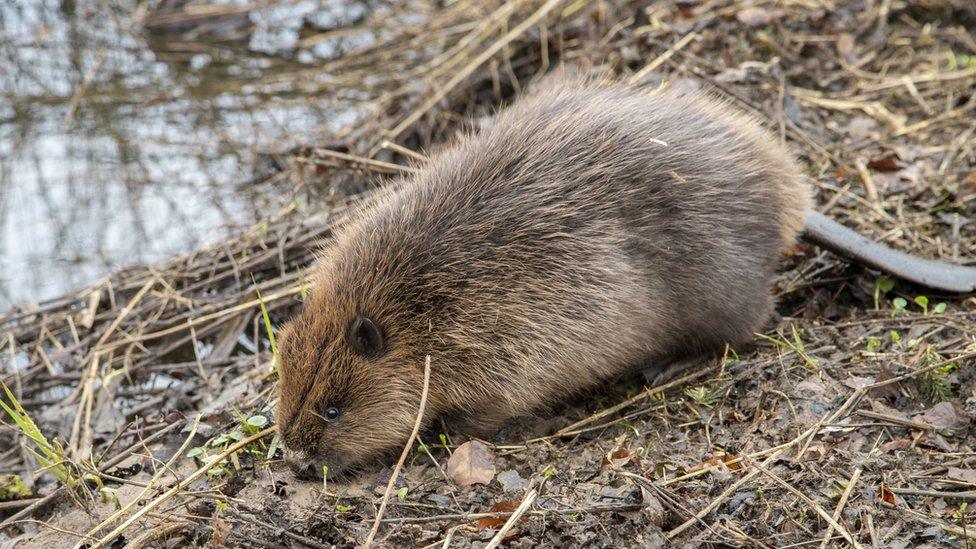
[0,0,376,309]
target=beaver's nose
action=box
[287,458,319,480]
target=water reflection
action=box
[0,0,369,309]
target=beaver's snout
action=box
[284,448,320,480]
[287,458,319,480]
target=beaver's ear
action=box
[347,315,385,358]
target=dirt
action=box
[2,0,976,547]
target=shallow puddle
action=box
[0,0,375,308]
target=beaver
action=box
[274,76,976,478]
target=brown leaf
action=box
[879,438,912,452]
[211,517,231,546]
[878,483,896,504]
[447,441,496,486]
[867,155,900,172]
[602,447,639,467]
[477,499,518,529]
[690,451,742,473]
[914,402,970,432]
[947,468,976,484]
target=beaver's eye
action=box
[347,315,384,357]
[324,407,340,421]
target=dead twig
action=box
[363,355,432,548]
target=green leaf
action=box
[247,415,268,428]
[187,447,205,459]
[396,486,408,501]
[892,297,907,314]
[914,295,929,314]
[934,302,947,315]
[874,277,895,309]
[876,277,895,293]
[266,434,283,460]
[865,337,882,353]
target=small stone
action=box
[496,469,527,493]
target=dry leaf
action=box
[947,468,976,484]
[447,440,496,486]
[602,447,638,467]
[690,451,742,473]
[867,155,900,172]
[880,438,912,452]
[477,499,518,529]
[915,402,970,432]
[878,483,896,504]
[211,517,231,546]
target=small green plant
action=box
[255,286,279,375]
[934,302,947,315]
[266,433,283,460]
[542,465,557,479]
[917,351,958,402]
[616,420,641,438]
[298,274,309,302]
[438,434,452,455]
[100,487,120,509]
[724,348,740,366]
[756,324,819,368]
[396,486,408,501]
[0,474,31,500]
[244,414,268,433]
[187,411,271,478]
[684,386,721,407]
[874,277,895,309]
[889,330,902,347]
[891,297,908,315]
[865,337,882,353]
[914,295,929,315]
[954,501,968,521]
[1,383,79,489]
[322,465,330,491]
[947,50,976,70]
[411,438,431,465]
[335,503,354,513]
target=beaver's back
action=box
[329,79,811,421]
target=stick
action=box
[364,355,432,548]
[819,467,862,549]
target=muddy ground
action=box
[2,0,976,547]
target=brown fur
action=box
[274,77,812,476]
